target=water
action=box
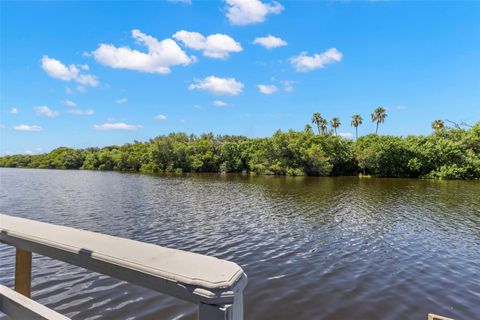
[0,168,479,319]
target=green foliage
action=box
[354,135,412,177]
[1,122,479,179]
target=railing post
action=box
[14,248,32,298]
[198,291,243,320]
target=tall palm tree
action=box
[319,117,328,134]
[371,107,387,134]
[432,119,445,131]
[312,113,326,135]
[351,114,363,139]
[330,117,341,136]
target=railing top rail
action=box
[0,284,70,320]
[0,214,247,305]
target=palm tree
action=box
[351,114,363,139]
[371,107,387,134]
[312,113,327,135]
[432,119,445,131]
[319,117,328,134]
[304,124,314,135]
[330,117,341,136]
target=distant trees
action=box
[313,107,385,139]
[330,117,341,136]
[371,107,387,134]
[432,119,445,131]
[312,113,328,135]
[351,115,363,139]
[1,107,479,180]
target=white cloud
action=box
[35,105,59,118]
[41,56,99,86]
[193,104,203,110]
[212,100,228,107]
[257,84,278,94]
[290,48,343,72]
[115,98,128,104]
[62,100,77,107]
[253,35,287,49]
[24,150,33,155]
[189,76,244,96]
[9,107,18,114]
[154,114,167,120]
[93,122,142,131]
[173,30,242,59]
[76,85,86,93]
[14,124,43,132]
[68,108,94,116]
[92,29,195,74]
[282,80,294,92]
[339,132,353,140]
[225,0,284,26]
[35,147,43,151]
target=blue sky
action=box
[1,0,479,155]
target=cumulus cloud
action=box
[35,105,59,118]
[173,30,242,59]
[68,108,94,116]
[14,124,43,132]
[290,48,343,72]
[115,98,128,104]
[9,107,18,114]
[92,29,195,74]
[225,0,284,26]
[154,114,167,120]
[189,76,244,96]
[253,35,287,49]
[257,84,278,94]
[212,100,228,107]
[93,122,142,131]
[41,56,99,86]
[62,100,77,107]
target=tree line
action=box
[1,111,478,179]
[312,107,387,138]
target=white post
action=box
[198,291,243,320]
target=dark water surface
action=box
[0,168,479,319]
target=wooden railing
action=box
[0,214,247,319]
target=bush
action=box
[1,122,479,179]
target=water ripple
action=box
[0,169,479,319]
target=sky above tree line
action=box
[1,0,479,155]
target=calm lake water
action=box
[0,168,479,319]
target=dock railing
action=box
[0,214,247,319]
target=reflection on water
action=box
[0,168,479,319]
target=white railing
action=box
[0,214,247,319]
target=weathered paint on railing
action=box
[0,213,247,319]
